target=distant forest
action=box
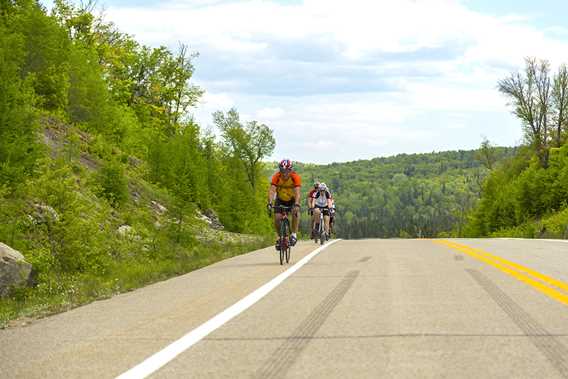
[293,147,515,239]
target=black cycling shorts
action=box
[315,206,330,216]
[275,198,296,213]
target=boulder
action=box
[201,209,224,230]
[0,243,32,297]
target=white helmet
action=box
[318,183,327,191]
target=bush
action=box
[26,159,113,274]
[96,160,129,207]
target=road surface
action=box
[2,238,568,378]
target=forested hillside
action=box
[0,0,273,325]
[293,147,515,239]
[464,58,568,239]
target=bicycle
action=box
[329,209,336,238]
[269,205,295,265]
[312,207,328,245]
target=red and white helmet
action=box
[278,159,293,172]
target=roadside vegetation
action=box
[0,0,273,327]
[464,58,568,238]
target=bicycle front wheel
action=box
[280,246,285,265]
[279,219,289,265]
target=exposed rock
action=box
[131,191,141,203]
[128,156,142,167]
[79,153,99,171]
[42,116,66,154]
[117,225,134,237]
[204,209,224,230]
[117,225,141,241]
[0,243,32,297]
[30,203,59,224]
[151,201,167,215]
[198,209,224,230]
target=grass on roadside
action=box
[0,236,271,328]
[490,207,568,239]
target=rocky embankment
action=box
[0,243,32,297]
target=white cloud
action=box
[255,107,285,120]
[102,0,568,162]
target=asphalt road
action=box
[2,238,568,378]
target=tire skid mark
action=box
[206,333,568,341]
[358,256,372,263]
[467,269,568,378]
[255,270,359,379]
[290,275,385,279]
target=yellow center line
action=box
[441,240,568,294]
[434,239,568,307]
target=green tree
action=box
[498,57,568,167]
[213,108,275,189]
[475,137,497,170]
[0,15,40,188]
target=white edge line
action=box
[115,239,342,379]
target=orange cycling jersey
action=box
[271,172,301,202]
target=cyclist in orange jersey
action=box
[267,159,301,249]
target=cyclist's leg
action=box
[313,208,321,232]
[273,211,282,235]
[276,211,284,228]
[291,207,300,234]
[310,205,315,232]
[311,208,318,237]
[322,209,329,235]
[273,199,284,248]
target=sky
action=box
[41,0,568,163]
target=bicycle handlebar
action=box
[268,204,300,214]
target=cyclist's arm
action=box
[294,186,301,206]
[326,191,333,208]
[268,184,277,205]
[291,172,301,207]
